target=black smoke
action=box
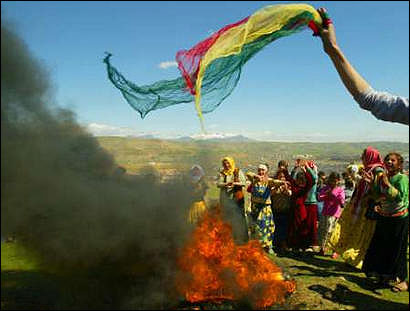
[1,21,197,309]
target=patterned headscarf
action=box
[221,157,235,176]
[352,146,384,218]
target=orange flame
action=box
[176,207,295,308]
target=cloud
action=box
[248,131,408,143]
[86,123,145,137]
[158,61,178,69]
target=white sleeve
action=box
[354,87,409,125]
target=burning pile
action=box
[176,207,295,309]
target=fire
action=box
[176,206,295,308]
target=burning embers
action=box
[176,207,295,309]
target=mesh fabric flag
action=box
[104,4,322,131]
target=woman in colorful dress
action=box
[216,156,248,243]
[362,152,409,292]
[291,159,319,252]
[246,164,287,254]
[287,161,315,252]
[328,146,384,268]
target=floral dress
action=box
[247,173,281,253]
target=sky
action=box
[2,1,409,142]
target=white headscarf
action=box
[190,165,205,183]
[258,164,268,171]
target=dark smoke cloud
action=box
[1,21,201,309]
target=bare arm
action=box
[317,8,409,125]
[318,8,370,99]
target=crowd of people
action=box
[183,5,410,296]
[186,146,409,293]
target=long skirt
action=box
[318,215,338,249]
[287,204,312,250]
[220,194,249,244]
[328,198,376,269]
[249,203,275,252]
[362,215,409,281]
[305,204,319,247]
[272,212,289,247]
[188,200,207,224]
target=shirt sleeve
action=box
[334,188,345,206]
[237,170,247,187]
[382,175,407,202]
[216,172,225,188]
[354,87,409,125]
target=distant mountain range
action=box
[174,134,254,142]
[126,134,157,140]
[86,122,256,141]
[123,133,255,142]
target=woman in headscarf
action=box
[328,146,385,268]
[247,164,288,254]
[187,165,209,224]
[216,157,248,243]
[362,152,409,292]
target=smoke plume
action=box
[1,21,198,309]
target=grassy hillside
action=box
[97,137,409,176]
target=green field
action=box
[2,238,408,310]
[2,138,408,310]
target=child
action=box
[342,174,355,205]
[317,172,345,256]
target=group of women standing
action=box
[186,147,409,292]
[330,147,409,292]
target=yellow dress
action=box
[188,200,207,224]
[187,178,209,225]
[328,195,377,269]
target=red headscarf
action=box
[362,146,384,171]
[352,146,384,218]
[306,160,316,169]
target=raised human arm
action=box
[317,8,370,100]
[317,8,409,125]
